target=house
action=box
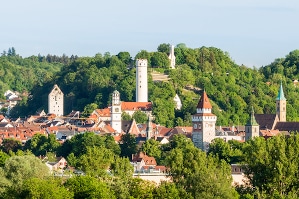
[45,157,68,172]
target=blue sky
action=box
[1,0,298,67]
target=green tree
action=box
[120,134,137,159]
[132,110,148,124]
[110,156,133,178]
[157,43,171,54]
[150,52,170,68]
[82,102,98,117]
[122,112,132,121]
[14,178,73,199]
[0,150,9,167]
[242,134,299,198]
[65,176,115,199]
[141,139,161,160]
[165,143,238,199]
[0,155,49,189]
[153,182,180,199]
[1,138,22,153]
[77,146,114,177]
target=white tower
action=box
[136,59,148,102]
[111,90,122,133]
[192,91,217,152]
[168,45,176,69]
[48,84,64,116]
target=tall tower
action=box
[146,115,153,141]
[276,82,287,122]
[192,91,217,151]
[111,90,122,133]
[168,45,176,69]
[48,84,64,116]
[245,107,260,141]
[136,59,148,102]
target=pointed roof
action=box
[197,91,212,109]
[276,82,286,101]
[246,107,259,126]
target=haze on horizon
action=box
[1,0,299,67]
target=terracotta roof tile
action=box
[121,102,152,111]
[197,91,212,109]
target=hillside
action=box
[6,45,299,127]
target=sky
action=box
[1,0,299,67]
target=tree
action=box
[117,52,131,65]
[0,155,49,189]
[0,150,9,167]
[132,110,148,124]
[81,103,98,117]
[24,133,60,156]
[242,134,299,198]
[165,143,238,199]
[153,182,180,199]
[141,139,161,160]
[122,112,132,121]
[120,134,137,159]
[77,146,114,177]
[65,176,115,199]
[157,43,171,54]
[110,156,133,178]
[1,138,22,153]
[14,178,73,199]
[150,52,170,68]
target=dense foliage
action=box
[5,45,299,127]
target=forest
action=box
[2,45,299,127]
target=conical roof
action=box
[276,82,286,100]
[197,91,212,109]
[246,107,259,126]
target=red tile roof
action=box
[196,91,212,109]
[121,102,152,111]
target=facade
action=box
[192,91,217,151]
[245,107,260,141]
[48,84,64,116]
[168,45,176,69]
[111,90,122,133]
[136,59,148,102]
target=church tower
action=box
[276,82,286,122]
[111,90,122,133]
[168,45,176,69]
[192,91,217,151]
[48,84,64,116]
[245,107,260,141]
[136,59,148,102]
[146,115,153,141]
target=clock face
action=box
[115,108,119,112]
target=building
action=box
[48,85,64,116]
[111,90,122,133]
[136,59,148,102]
[168,45,176,69]
[192,90,217,151]
[245,107,260,141]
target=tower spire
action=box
[276,82,286,100]
[246,106,258,126]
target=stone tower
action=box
[168,45,176,69]
[146,115,152,141]
[136,59,148,102]
[192,91,217,151]
[245,107,260,141]
[48,84,64,116]
[276,82,286,122]
[111,90,122,133]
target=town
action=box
[1,45,299,198]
